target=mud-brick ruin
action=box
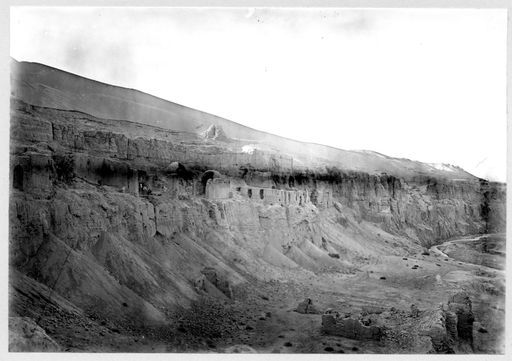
[199,166,333,207]
[204,175,333,208]
[10,145,334,211]
[322,313,383,341]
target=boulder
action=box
[410,304,420,318]
[295,298,321,314]
[200,267,233,299]
[166,161,180,172]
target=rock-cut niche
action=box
[13,165,23,191]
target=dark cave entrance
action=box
[288,175,295,188]
[201,170,220,194]
[13,165,23,191]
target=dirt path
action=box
[429,234,505,274]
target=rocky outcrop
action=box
[198,267,234,299]
[11,98,505,246]
[321,313,383,340]
[11,59,488,181]
[9,317,62,352]
[279,171,492,246]
[447,292,475,348]
[417,292,476,353]
[201,124,229,142]
[294,298,321,314]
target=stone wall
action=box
[321,314,383,340]
[233,185,310,206]
[205,178,232,200]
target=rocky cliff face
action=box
[9,96,506,333]
[8,60,506,352]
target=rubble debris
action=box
[361,305,385,315]
[321,313,383,340]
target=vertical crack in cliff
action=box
[479,179,491,234]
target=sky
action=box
[10,7,507,181]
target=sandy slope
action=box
[11,59,477,180]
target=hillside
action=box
[11,59,477,180]
[9,60,506,354]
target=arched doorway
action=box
[200,170,222,194]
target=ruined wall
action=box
[232,185,310,207]
[321,314,383,340]
[205,178,232,200]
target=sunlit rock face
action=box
[9,60,505,336]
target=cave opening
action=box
[288,175,295,188]
[259,189,264,199]
[13,165,23,190]
[200,170,220,194]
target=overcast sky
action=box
[10,7,507,181]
